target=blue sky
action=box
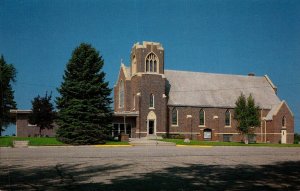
[1,0,300,134]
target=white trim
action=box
[215,132,294,135]
[264,75,277,94]
[165,132,200,135]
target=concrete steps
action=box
[13,140,29,148]
[129,138,176,146]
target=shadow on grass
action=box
[1,161,299,190]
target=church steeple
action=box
[130,41,164,75]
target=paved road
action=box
[1,146,300,190]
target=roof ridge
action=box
[165,69,264,78]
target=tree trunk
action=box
[244,134,249,144]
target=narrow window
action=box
[133,95,136,110]
[282,116,286,127]
[172,108,178,126]
[119,80,124,108]
[150,60,153,72]
[199,109,205,126]
[150,94,154,108]
[146,60,149,72]
[154,60,157,72]
[225,110,231,126]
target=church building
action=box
[112,41,294,144]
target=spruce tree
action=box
[29,92,55,136]
[56,43,112,145]
[0,55,17,136]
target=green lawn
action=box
[162,139,300,147]
[104,141,130,145]
[0,137,129,147]
[0,137,65,147]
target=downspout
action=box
[260,109,263,142]
[264,120,267,143]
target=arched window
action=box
[145,53,159,73]
[172,108,178,126]
[119,80,124,108]
[199,109,205,126]
[150,94,154,108]
[225,110,231,126]
[132,55,137,74]
[282,116,286,127]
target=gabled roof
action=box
[265,101,294,121]
[165,70,281,109]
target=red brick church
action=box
[112,41,294,143]
[12,41,294,144]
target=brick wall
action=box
[16,113,57,137]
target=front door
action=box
[148,120,154,135]
[281,130,287,144]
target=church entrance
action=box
[281,130,287,144]
[148,120,155,135]
[147,111,157,136]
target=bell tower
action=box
[128,41,167,138]
[130,41,164,75]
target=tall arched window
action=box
[150,94,154,108]
[172,108,178,126]
[199,109,205,126]
[119,80,124,108]
[132,55,137,74]
[145,53,159,73]
[225,110,231,126]
[282,116,286,127]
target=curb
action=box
[95,145,132,147]
[176,145,213,148]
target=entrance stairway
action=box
[129,137,176,146]
[13,140,29,148]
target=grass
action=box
[0,137,129,147]
[162,139,300,147]
[0,137,65,147]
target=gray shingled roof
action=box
[165,70,281,109]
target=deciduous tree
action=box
[29,92,55,137]
[234,93,260,144]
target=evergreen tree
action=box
[29,92,55,136]
[234,93,260,144]
[56,43,112,145]
[0,55,17,136]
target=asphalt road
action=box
[1,146,300,190]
